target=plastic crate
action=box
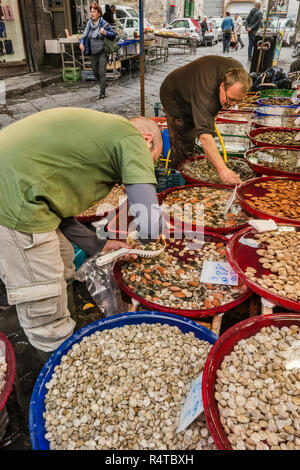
[62,67,81,82]
[72,244,87,270]
[155,168,186,193]
[81,69,96,81]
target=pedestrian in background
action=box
[234,13,244,50]
[245,1,263,61]
[221,12,234,54]
[79,3,116,100]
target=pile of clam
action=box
[215,324,300,450]
[43,323,216,450]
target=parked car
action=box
[118,17,154,37]
[209,17,223,41]
[164,18,202,45]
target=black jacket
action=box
[245,7,262,33]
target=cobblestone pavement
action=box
[0,34,295,128]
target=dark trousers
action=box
[164,110,197,169]
[248,30,256,60]
[236,34,244,48]
[91,52,107,92]
[222,32,231,53]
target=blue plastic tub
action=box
[257,97,300,108]
[29,311,217,450]
[162,128,170,157]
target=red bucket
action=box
[248,127,300,150]
[237,176,300,226]
[244,147,300,178]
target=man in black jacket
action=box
[245,1,263,61]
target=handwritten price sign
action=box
[200,260,239,286]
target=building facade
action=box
[0,0,53,76]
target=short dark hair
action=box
[90,2,102,15]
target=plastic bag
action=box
[74,253,129,317]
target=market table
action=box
[154,33,197,55]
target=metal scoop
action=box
[96,233,166,267]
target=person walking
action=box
[0,108,163,360]
[79,3,116,99]
[221,12,234,54]
[160,55,252,183]
[245,1,263,61]
[234,13,244,50]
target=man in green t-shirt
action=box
[160,55,252,184]
[0,108,163,359]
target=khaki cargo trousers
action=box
[0,225,76,352]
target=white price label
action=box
[176,373,204,433]
[249,219,278,233]
[200,260,239,286]
[223,186,238,216]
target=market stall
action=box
[2,59,300,454]
[155,30,197,55]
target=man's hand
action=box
[79,43,85,51]
[247,27,251,32]
[100,28,106,35]
[101,240,137,260]
[218,167,242,185]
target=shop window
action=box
[0,0,26,64]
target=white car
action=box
[164,18,202,45]
[209,17,223,41]
[101,4,153,30]
[118,17,154,38]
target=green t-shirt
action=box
[0,108,157,233]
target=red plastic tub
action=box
[248,127,300,150]
[202,313,300,450]
[0,331,16,414]
[178,155,256,187]
[158,183,251,234]
[114,229,251,318]
[225,224,300,312]
[237,176,300,226]
[244,147,300,178]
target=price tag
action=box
[176,373,204,433]
[200,260,239,286]
[223,185,238,216]
[239,236,259,248]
